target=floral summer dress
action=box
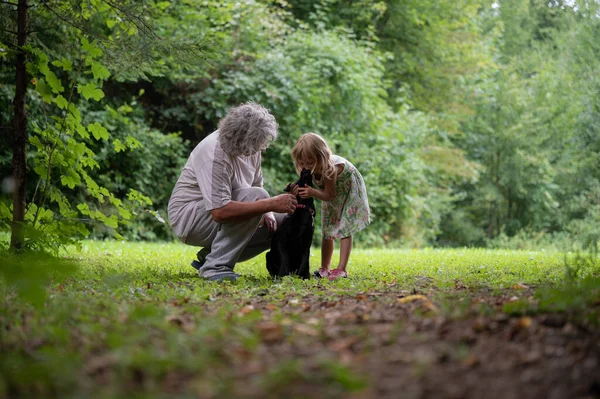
[317,155,370,239]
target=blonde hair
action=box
[291,132,336,180]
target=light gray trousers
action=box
[184,187,286,278]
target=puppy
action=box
[266,169,315,279]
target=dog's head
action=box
[297,168,313,188]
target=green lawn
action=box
[1,241,598,399]
[76,240,572,287]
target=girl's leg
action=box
[321,237,334,271]
[337,236,353,272]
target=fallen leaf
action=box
[462,354,479,368]
[256,321,283,343]
[454,279,468,290]
[328,336,359,352]
[397,295,429,303]
[294,324,319,336]
[165,314,194,332]
[239,305,255,315]
[422,301,439,313]
[511,283,529,290]
[517,316,533,329]
[355,294,367,301]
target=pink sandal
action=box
[313,268,330,278]
[328,269,348,281]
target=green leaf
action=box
[91,62,111,80]
[113,139,126,153]
[106,20,117,29]
[68,103,81,122]
[157,1,171,10]
[104,215,119,228]
[78,82,105,101]
[125,136,142,149]
[33,164,48,178]
[81,37,103,59]
[77,203,89,213]
[54,95,69,109]
[35,79,53,103]
[61,174,78,189]
[87,122,110,141]
[76,124,89,139]
[29,135,43,149]
[44,69,64,94]
[118,207,132,220]
[127,189,153,206]
[52,58,73,72]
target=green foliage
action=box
[193,29,433,245]
[82,101,188,240]
[449,0,600,248]
[0,250,77,308]
[5,40,150,252]
[503,252,599,324]
[1,0,599,250]
[0,0,208,251]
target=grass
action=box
[1,241,598,399]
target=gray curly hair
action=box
[218,102,278,157]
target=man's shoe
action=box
[191,247,211,271]
[191,260,203,271]
[207,272,240,282]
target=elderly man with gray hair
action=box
[168,103,297,281]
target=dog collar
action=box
[296,203,315,216]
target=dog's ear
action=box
[284,183,293,192]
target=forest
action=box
[1,0,597,252]
[1,2,600,398]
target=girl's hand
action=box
[297,186,313,199]
[290,184,299,196]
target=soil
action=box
[197,284,600,399]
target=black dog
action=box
[266,169,315,279]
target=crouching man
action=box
[167,103,297,281]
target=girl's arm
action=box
[297,165,342,201]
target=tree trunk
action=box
[10,0,28,251]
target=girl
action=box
[291,132,370,281]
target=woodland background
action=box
[1,0,599,251]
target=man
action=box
[167,103,297,281]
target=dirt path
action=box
[196,287,600,399]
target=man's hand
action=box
[271,193,298,214]
[259,212,278,232]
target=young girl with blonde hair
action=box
[291,132,370,280]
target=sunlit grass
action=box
[2,240,595,398]
[66,240,572,289]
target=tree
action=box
[10,0,29,250]
[0,0,209,253]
